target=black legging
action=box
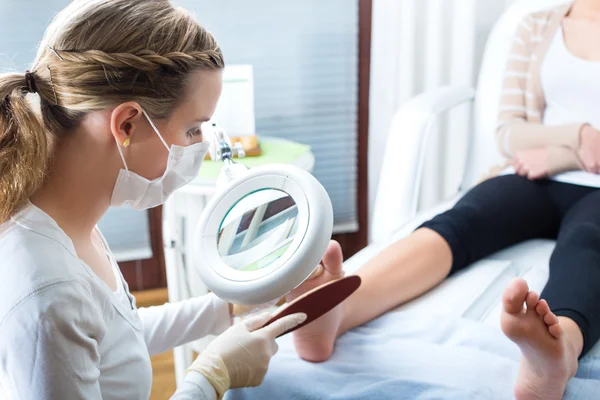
[420,174,600,356]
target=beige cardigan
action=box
[495,2,584,175]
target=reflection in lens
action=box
[218,189,298,272]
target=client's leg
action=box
[288,228,452,362]
[501,189,600,400]
[291,175,559,361]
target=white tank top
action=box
[541,26,600,187]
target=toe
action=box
[526,291,540,312]
[549,323,564,339]
[307,263,325,280]
[502,278,529,314]
[535,299,550,317]
[544,311,559,326]
[322,240,344,277]
[289,241,344,301]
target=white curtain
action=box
[367,0,518,241]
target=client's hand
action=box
[578,124,600,174]
[512,148,551,180]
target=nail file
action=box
[263,275,361,337]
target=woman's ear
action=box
[110,102,143,147]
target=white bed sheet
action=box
[225,237,600,399]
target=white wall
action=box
[474,0,519,71]
[367,0,518,241]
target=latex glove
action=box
[187,311,307,399]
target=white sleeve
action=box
[170,372,218,400]
[136,292,231,355]
[0,281,107,400]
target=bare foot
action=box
[287,240,344,362]
[500,278,578,400]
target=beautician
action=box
[0,1,306,399]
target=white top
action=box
[540,26,600,188]
[0,202,231,399]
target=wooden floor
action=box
[149,350,176,400]
[133,288,177,400]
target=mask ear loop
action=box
[114,110,168,172]
[142,109,170,151]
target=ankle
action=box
[557,317,584,360]
[337,302,353,337]
[565,339,582,365]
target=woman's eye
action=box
[187,127,203,138]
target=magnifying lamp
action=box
[194,122,349,306]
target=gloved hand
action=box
[187,311,307,399]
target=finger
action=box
[243,312,274,332]
[581,158,590,172]
[512,159,523,173]
[511,163,521,176]
[581,155,594,172]
[528,169,544,180]
[259,312,307,339]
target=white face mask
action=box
[110,110,209,210]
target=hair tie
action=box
[24,70,38,94]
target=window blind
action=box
[173,0,360,232]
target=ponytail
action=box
[0,73,51,223]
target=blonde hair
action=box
[0,0,223,223]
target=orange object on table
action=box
[231,135,262,157]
